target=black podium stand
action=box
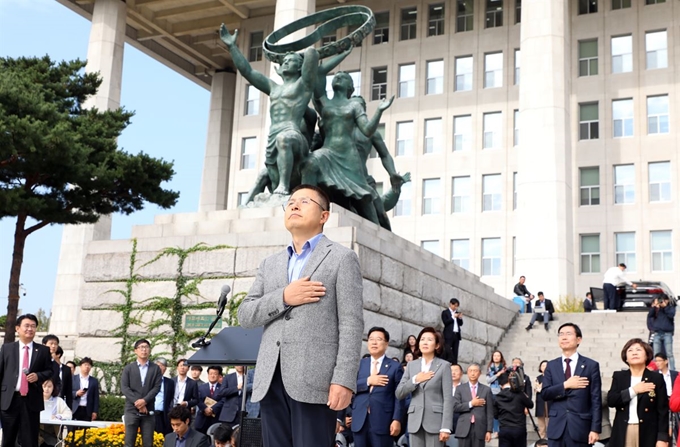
[187,326,263,447]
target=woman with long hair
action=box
[397,327,453,447]
[404,334,419,361]
[487,350,507,438]
[534,360,549,439]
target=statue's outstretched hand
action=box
[378,95,395,111]
[220,24,238,47]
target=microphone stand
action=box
[192,304,227,348]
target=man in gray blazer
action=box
[238,184,364,447]
[121,339,163,447]
[163,405,210,447]
[453,363,494,447]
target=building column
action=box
[516,0,574,300]
[198,71,237,211]
[50,0,126,335]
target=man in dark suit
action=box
[214,369,241,427]
[525,292,556,332]
[194,365,222,433]
[53,346,73,409]
[441,298,464,364]
[163,405,210,447]
[41,334,63,403]
[121,338,163,447]
[72,357,100,421]
[0,314,54,447]
[238,185,364,447]
[583,292,597,312]
[351,327,404,447]
[173,358,198,412]
[453,363,494,447]
[541,322,601,447]
[244,366,259,417]
[153,357,176,435]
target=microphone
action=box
[216,285,231,315]
[22,368,29,375]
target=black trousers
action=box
[1,392,40,447]
[603,283,617,310]
[73,405,93,422]
[353,414,394,447]
[155,410,172,435]
[260,361,336,447]
[498,426,526,447]
[446,333,461,365]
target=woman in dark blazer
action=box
[607,338,669,447]
[533,359,549,439]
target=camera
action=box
[508,366,525,393]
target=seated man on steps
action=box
[525,292,555,332]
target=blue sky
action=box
[0,0,210,315]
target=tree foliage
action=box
[0,56,179,342]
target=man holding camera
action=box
[649,294,676,370]
[442,298,464,364]
[525,292,555,332]
[493,371,534,447]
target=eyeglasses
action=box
[282,197,327,212]
[557,332,576,337]
[368,338,386,343]
[135,345,150,350]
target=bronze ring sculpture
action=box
[263,5,375,64]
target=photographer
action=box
[493,371,533,447]
[649,294,676,370]
[441,298,463,364]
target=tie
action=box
[370,360,379,393]
[564,358,572,379]
[470,385,477,423]
[20,346,29,396]
[210,385,215,397]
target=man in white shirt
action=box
[73,357,100,422]
[602,263,636,310]
[173,359,198,412]
[654,353,677,397]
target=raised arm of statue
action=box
[220,24,272,95]
[355,96,394,137]
[300,47,320,92]
[314,49,351,99]
[370,132,399,178]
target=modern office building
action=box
[54,0,680,314]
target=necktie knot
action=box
[564,358,572,379]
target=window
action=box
[515,0,521,23]
[486,0,503,28]
[612,0,631,9]
[649,161,671,202]
[428,3,445,36]
[400,7,417,41]
[455,56,473,91]
[482,174,502,211]
[451,239,470,270]
[398,64,416,98]
[651,231,672,272]
[371,67,388,101]
[612,99,633,138]
[580,167,600,205]
[580,234,600,273]
[646,0,666,4]
[513,110,520,146]
[512,172,517,209]
[394,182,412,216]
[578,0,597,14]
[452,176,471,213]
[456,0,474,32]
[237,192,249,206]
[615,233,636,271]
[422,178,441,215]
[614,164,635,204]
[612,35,633,74]
[514,49,521,85]
[648,95,669,134]
[453,115,472,151]
[512,236,516,276]
[579,103,599,140]
[240,137,257,170]
[484,52,503,88]
[249,31,263,62]
[421,240,441,256]
[646,30,668,70]
[578,40,598,76]
[426,60,444,95]
[424,118,443,154]
[373,12,390,44]
[245,85,259,116]
[482,238,501,276]
[396,121,414,156]
[483,112,502,149]
[348,71,361,97]
[321,32,336,46]
[325,74,335,98]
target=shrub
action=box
[555,294,584,313]
[98,395,126,422]
[65,424,164,446]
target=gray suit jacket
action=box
[453,382,494,439]
[396,357,453,434]
[163,428,210,447]
[120,361,163,414]
[238,235,364,404]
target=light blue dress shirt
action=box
[287,233,324,282]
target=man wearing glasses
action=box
[238,184,364,447]
[121,339,163,447]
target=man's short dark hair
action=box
[66,361,76,368]
[168,405,191,423]
[498,371,510,386]
[55,346,64,357]
[449,298,460,306]
[16,314,38,327]
[207,365,223,375]
[557,322,582,338]
[655,352,668,361]
[519,275,526,280]
[190,365,203,372]
[213,423,233,442]
[80,357,93,366]
[134,339,151,349]
[367,326,390,342]
[619,263,627,269]
[586,292,592,298]
[176,358,188,366]
[42,334,60,345]
[291,184,331,211]
[451,363,463,373]
[537,292,544,297]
